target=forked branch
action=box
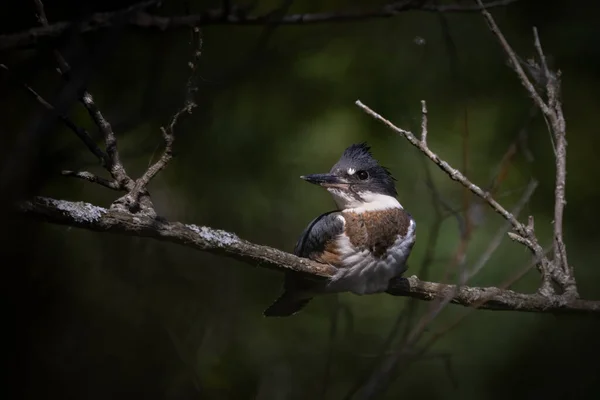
[112,27,201,213]
[476,0,575,296]
[32,0,132,191]
[18,0,203,216]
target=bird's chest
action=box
[327,209,415,295]
[342,210,406,257]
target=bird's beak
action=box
[300,173,348,188]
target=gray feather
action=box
[264,211,344,317]
[294,210,344,258]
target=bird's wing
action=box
[266,211,345,315]
[280,210,344,294]
[294,210,345,261]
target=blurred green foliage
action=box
[3,0,600,399]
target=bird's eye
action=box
[357,170,369,180]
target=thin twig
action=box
[32,0,132,189]
[116,26,202,211]
[356,101,523,234]
[475,0,551,115]
[486,108,536,194]
[0,63,108,165]
[416,247,549,358]
[465,180,538,281]
[80,93,131,186]
[142,27,202,185]
[532,27,552,96]
[420,100,428,145]
[61,170,121,190]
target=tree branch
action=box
[0,0,521,51]
[17,197,600,315]
[477,4,551,115]
[111,26,201,213]
[81,92,132,187]
[464,179,538,281]
[475,0,576,297]
[0,63,108,165]
[354,99,572,297]
[31,0,134,190]
[60,170,121,190]
[17,0,201,217]
[355,100,540,242]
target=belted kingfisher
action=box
[264,143,416,317]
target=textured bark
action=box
[18,197,600,315]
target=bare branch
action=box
[414,248,550,361]
[356,101,523,233]
[465,180,538,281]
[113,26,202,212]
[532,27,552,90]
[1,0,521,51]
[31,0,133,191]
[0,63,108,165]
[486,108,535,194]
[420,100,428,145]
[61,170,121,190]
[354,100,567,296]
[476,2,576,296]
[23,2,202,218]
[17,197,600,315]
[475,0,551,115]
[80,92,131,187]
[137,27,201,188]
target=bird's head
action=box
[301,143,398,211]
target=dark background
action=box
[2,0,600,399]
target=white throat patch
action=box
[328,189,402,213]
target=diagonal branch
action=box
[138,27,201,189]
[17,196,600,315]
[81,92,131,187]
[0,63,109,166]
[355,101,535,237]
[355,100,566,298]
[464,179,538,281]
[477,4,551,115]
[60,170,123,190]
[1,0,521,51]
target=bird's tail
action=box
[263,291,313,317]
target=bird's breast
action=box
[326,208,416,295]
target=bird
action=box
[264,143,416,317]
